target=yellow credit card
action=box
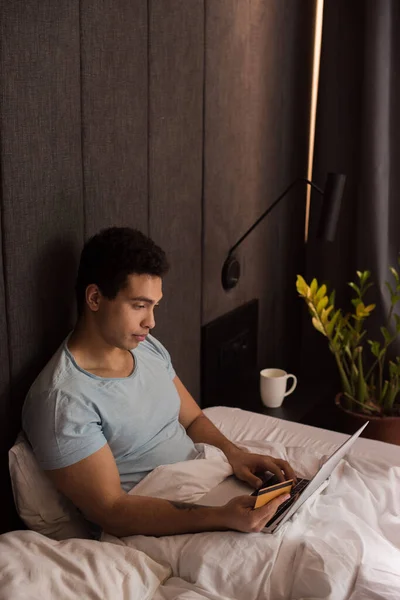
[254,479,294,509]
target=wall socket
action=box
[201,299,258,407]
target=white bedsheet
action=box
[0,529,170,600]
[102,408,400,600]
[204,406,400,466]
[2,408,399,599]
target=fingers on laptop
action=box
[241,467,265,489]
[252,493,290,531]
[261,458,296,483]
[273,458,297,483]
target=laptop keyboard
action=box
[264,477,310,527]
[291,477,310,494]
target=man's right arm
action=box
[45,443,289,537]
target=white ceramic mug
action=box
[260,368,297,408]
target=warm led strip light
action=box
[305,0,324,241]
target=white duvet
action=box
[0,530,170,600]
[2,408,400,599]
[101,417,400,600]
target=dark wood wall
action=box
[204,1,315,369]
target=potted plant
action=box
[296,264,400,445]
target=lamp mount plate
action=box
[221,255,240,290]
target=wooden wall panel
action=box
[0,0,83,434]
[203,0,316,371]
[148,0,204,398]
[80,0,148,237]
[0,0,83,532]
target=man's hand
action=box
[226,447,296,488]
[173,377,296,489]
[220,493,290,533]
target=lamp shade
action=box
[316,173,346,241]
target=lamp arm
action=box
[227,177,323,257]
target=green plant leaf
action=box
[357,270,370,283]
[312,316,326,336]
[355,302,375,319]
[348,282,361,295]
[310,278,318,295]
[390,266,399,283]
[321,305,334,324]
[316,295,329,313]
[315,284,327,302]
[368,340,381,358]
[326,309,341,337]
[296,275,309,297]
[354,301,375,320]
[380,326,392,344]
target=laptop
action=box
[200,421,369,533]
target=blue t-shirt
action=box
[22,334,198,492]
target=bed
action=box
[2,405,400,599]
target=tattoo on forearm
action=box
[168,500,205,511]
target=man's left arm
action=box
[174,376,296,488]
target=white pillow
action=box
[0,530,170,600]
[8,432,91,540]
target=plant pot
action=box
[335,394,400,446]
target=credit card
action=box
[254,479,294,509]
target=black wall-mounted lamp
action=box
[221,172,346,291]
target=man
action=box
[23,227,295,537]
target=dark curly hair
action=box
[75,227,169,316]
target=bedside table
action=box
[200,300,342,430]
[202,369,341,430]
